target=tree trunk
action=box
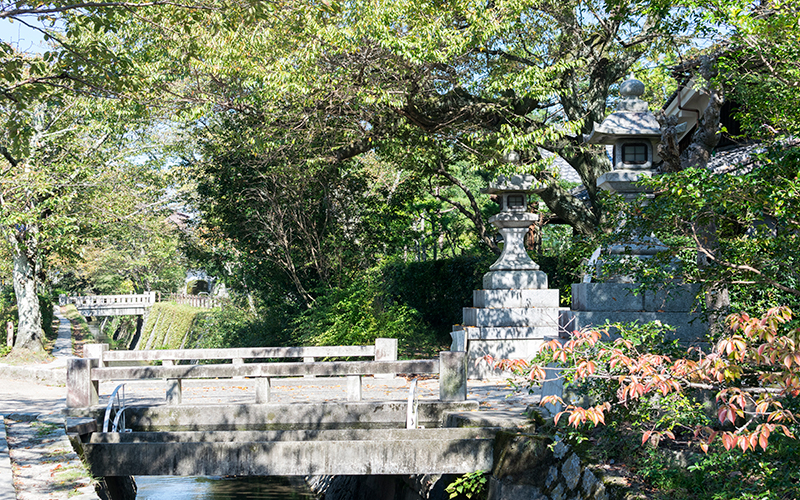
[9,233,44,353]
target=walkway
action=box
[51,306,74,359]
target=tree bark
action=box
[8,230,44,353]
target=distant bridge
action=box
[65,343,498,477]
[59,292,157,316]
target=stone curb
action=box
[0,415,16,500]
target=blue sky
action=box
[0,18,47,52]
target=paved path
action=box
[50,307,74,359]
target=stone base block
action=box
[572,283,701,312]
[462,326,558,340]
[463,307,558,327]
[466,339,554,379]
[483,271,548,290]
[561,310,707,344]
[473,289,559,308]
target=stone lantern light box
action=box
[481,174,547,288]
[584,79,685,202]
[586,79,660,171]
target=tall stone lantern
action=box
[586,79,662,204]
[451,174,561,379]
[586,78,670,270]
[482,175,547,289]
[564,79,704,344]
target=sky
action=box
[0,18,48,52]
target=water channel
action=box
[135,476,316,499]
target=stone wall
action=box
[488,433,613,500]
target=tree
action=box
[1,2,257,352]
[111,0,705,247]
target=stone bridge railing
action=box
[59,292,158,316]
[169,293,226,309]
[66,339,467,408]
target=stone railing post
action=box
[374,338,397,379]
[83,343,109,367]
[255,378,271,403]
[439,351,467,401]
[166,379,182,405]
[347,375,362,401]
[66,358,99,408]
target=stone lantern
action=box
[564,79,704,344]
[586,79,663,203]
[481,174,547,289]
[450,174,561,379]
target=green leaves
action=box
[445,470,488,500]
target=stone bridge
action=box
[65,342,501,477]
[59,292,158,317]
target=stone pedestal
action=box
[562,283,706,344]
[452,286,561,379]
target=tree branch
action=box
[1,1,219,18]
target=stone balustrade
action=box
[59,292,158,316]
[169,293,226,309]
[67,340,468,408]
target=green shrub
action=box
[194,302,294,349]
[291,270,441,357]
[380,254,493,341]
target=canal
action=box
[135,476,315,499]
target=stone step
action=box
[472,289,559,308]
[462,326,558,340]
[561,310,706,343]
[465,338,556,379]
[462,307,559,327]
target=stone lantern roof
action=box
[585,79,662,145]
[481,174,544,194]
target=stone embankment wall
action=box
[489,432,613,500]
[309,432,623,500]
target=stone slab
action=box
[472,289,560,308]
[461,326,559,340]
[90,359,438,381]
[83,437,495,476]
[466,339,551,379]
[483,271,548,290]
[572,283,645,312]
[571,283,701,312]
[89,428,500,444]
[462,308,558,327]
[645,284,702,312]
[101,401,481,431]
[563,310,707,344]
[445,411,531,429]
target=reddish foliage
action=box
[486,306,800,452]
